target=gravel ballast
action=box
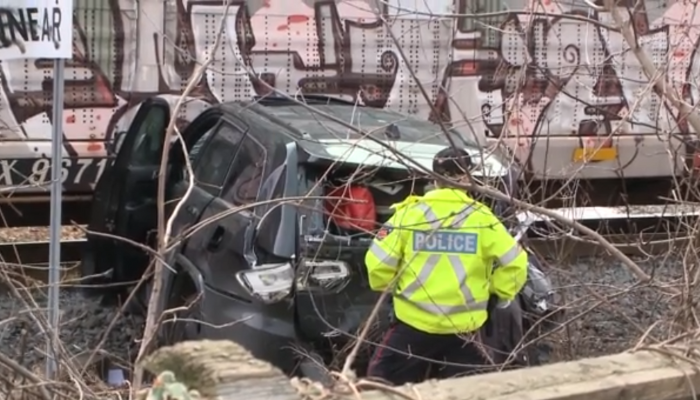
[0,224,686,373]
[0,258,682,370]
[540,254,682,363]
[0,290,144,371]
[0,226,143,373]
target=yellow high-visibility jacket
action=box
[365,188,528,334]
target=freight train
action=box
[0,0,697,226]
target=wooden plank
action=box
[141,340,298,400]
[141,340,700,400]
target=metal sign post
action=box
[0,0,73,380]
[46,58,66,378]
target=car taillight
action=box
[236,263,295,303]
[296,260,351,292]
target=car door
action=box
[183,127,268,298]
[163,109,231,252]
[81,98,171,290]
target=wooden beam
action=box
[141,340,298,399]
[141,340,700,400]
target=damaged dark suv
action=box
[81,95,557,377]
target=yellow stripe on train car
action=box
[572,147,618,162]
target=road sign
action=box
[0,0,73,59]
[0,0,75,379]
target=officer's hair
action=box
[433,147,472,180]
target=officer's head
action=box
[432,147,472,188]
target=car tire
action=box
[159,279,199,346]
[160,295,193,345]
[296,350,333,386]
[120,279,152,316]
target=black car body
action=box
[81,95,556,377]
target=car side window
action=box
[129,105,168,166]
[192,123,246,196]
[189,128,215,163]
[181,127,213,182]
[222,135,267,205]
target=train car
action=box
[0,0,698,226]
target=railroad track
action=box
[0,239,86,286]
[0,232,684,269]
[0,231,690,266]
[0,204,692,286]
[527,233,690,258]
[521,204,699,258]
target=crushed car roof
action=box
[252,103,506,177]
[258,103,469,146]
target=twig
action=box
[599,0,700,134]
[0,348,52,400]
[78,264,155,378]
[75,226,177,272]
[132,0,232,392]
[243,81,662,292]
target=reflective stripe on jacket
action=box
[364,188,528,335]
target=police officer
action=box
[364,147,529,385]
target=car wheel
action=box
[296,350,333,386]
[159,275,200,346]
[121,279,152,316]
[161,293,200,345]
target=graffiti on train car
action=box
[434,0,700,138]
[180,0,400,107]
[0,0,442,156]
[1,0,700,180]
[168,0,450,113]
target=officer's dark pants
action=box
[367,319,488,385]
[481,300,527,367]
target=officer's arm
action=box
[364,211,407,292]
[483,214,528,301]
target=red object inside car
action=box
[325,185,377,232]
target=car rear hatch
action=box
[293,160,429,357]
